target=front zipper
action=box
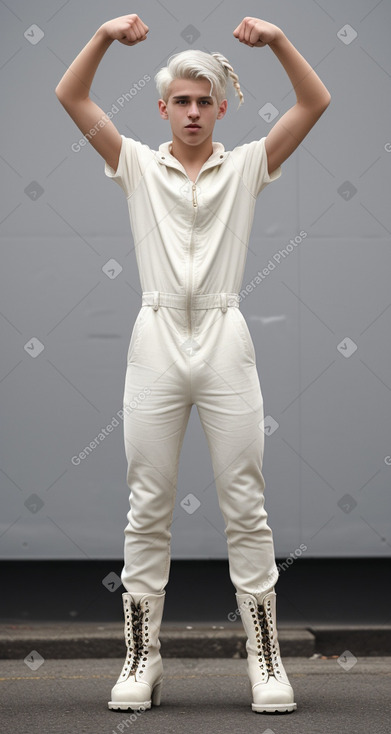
[157,150,226,347]
[186,181,198,339]
[192,183,198,207]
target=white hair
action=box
[154,49,244,109]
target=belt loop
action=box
[153,291,160,310]
[220,293,227,313]
[227,293,239,308]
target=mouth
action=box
[185,124,201,129]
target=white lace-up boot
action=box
[108,590,165,711]
[236,589,297,713]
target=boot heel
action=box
[152,679,163,706]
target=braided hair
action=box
[211,51,244,108]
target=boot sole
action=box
[108,700,152,711]
[252,702,297,713]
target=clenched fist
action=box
[233,17,281,47]
[100,14,149,46]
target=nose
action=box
[188,101,200,118]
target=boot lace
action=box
[128,601,143,674]
[121,599,150,679]
[257,603,274,676]
[248,599,277,678]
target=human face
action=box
[158,77,227,147]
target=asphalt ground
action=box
[0,657,390,734]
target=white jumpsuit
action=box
[104,133,282,597]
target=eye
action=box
[175,100,211,105]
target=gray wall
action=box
[1,0,390,560]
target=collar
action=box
[156,140,228,174]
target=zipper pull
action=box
[192,184,198,207]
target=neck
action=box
[170,132,213,167]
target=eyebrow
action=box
[172,95,213,100]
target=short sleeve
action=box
[230,136,282,198]
[104,134,153,198]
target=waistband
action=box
[142,291,240,312]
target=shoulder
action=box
[120,134,156,157]
[229,136,267,159]
[225,136,281,196]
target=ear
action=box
[158,98,169,120]
[216,99,228,119]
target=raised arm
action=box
[233,17,331,176]
[55,14,149,171]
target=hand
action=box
[233,17,282,47]
[100,14,149,46]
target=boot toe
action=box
[252,677,297,712]
[108,677,152,710]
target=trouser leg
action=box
[121,335,191,595]
[194,308,279,597]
